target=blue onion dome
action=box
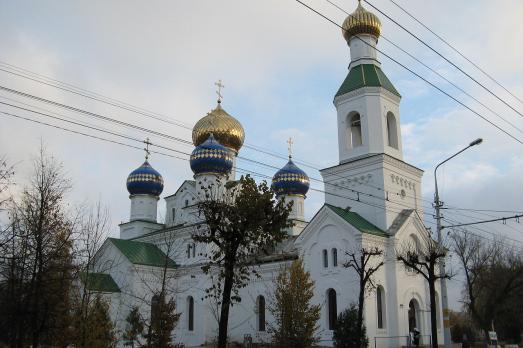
[271,158,310,197]
[190,134,234,175]
[126,161,164,196]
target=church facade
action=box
[90,3,444,347]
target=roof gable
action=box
[335,64,401,98]
[81,272,120,293]
[108,238,177,268]
[325,204,389,238]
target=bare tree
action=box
[72,202,113,348]
[343,246,384,348]
[452,230,523,340]
[396,230,451,348]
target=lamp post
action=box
[434,138,482,348]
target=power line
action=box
[0,108,426,220]
[442,214,523,229]
[4,88,516,227]
[5,105,522,247]
[0,90,437,217]
[442,216,523,246]
[325,0,523,135]
[363,0,523,118]
[0,60,518,214]
[387,0,523,106]
[293,0,523,145]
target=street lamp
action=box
[434,138,482,348]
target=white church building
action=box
[90,2,444,347]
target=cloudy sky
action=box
[1,0,522,309]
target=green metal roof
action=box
[80,272,120,293]
[335,64,401,98]
[325,204,389,238]
[109,238,177,268]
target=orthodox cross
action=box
[215,79,225,103]
[144,138,152,161]
[287,137,294,159]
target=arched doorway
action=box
[408,299,419,332]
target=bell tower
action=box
[321,1,423,231]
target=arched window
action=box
[332,248,338,267]
[347,112,363,149]
[327,288,337,330]
[386,112,398,149]
[377,286,386,329]
[323,249,328,268]
[257,295,266,331]
[408,299,419,333]
[187,296,194,331]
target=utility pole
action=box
[434,138,482,348]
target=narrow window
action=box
[151,294,160,326]
[323,249,328,268]
[187,244,191,258]
[257,296,266,331]
[192,243,196,258]
[332,248,338,267]
[185,199,189,207]
[386,112,398,149]
[172,208,176,222]
[348,113,362,148]
[188,296,194,331]
[328,288,337,330]
[377,286,386,329]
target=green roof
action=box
[326,204,389,238]
[81,272,120,293]
[109,238,177,268]
[335,64,401,98]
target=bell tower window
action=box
[386,112,398,149]
[347,112,363,149]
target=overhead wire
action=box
[362,0,523,118]
[3,87,517,229]
[4,105,522,246]
[0,108,429,221]
[386,0,523,106]
[294,0,523,145]
[0,62,518,217]
[324,0,523,135]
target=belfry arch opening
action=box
[346,112,363,149]
[386,112,398,149]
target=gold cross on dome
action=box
[144,138,152,160]
[287,137,294,159]
[215,79,225,103]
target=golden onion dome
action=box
[192,102,245,152]
[342,1,381,43]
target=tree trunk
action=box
[218,262,235,348]
[428,273,438,348]
[357,279,365,348]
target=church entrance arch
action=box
[408,299,420,332]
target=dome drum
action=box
[126,161,164,196]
